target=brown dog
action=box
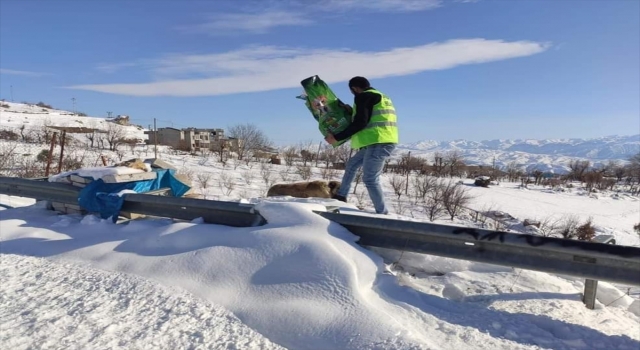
[266,180,341,199]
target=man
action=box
[324,76,398,214]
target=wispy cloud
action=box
[178,11,312,35]
[95,62,139,73]
[0,68,49,77]
[179,0,459,36]
[323,0,443,12]
[67,39,550,97]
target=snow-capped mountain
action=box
[397,135,640,174]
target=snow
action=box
[0,194,35,210]
[49,165,147,182]
[0,254,285,350]
[1,101,640,349]
[0,101,146,141]
[1,201,638,349]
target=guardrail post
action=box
[583,279,598,309]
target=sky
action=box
[0,0,639,147]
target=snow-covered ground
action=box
[1,102,639,349]
[0,101,145,141]
[2,200,639,350]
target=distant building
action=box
[145,127,240,152]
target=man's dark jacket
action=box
[334,87,381,142]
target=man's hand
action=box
[324,133,337,145]
[338,101,353,115]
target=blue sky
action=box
[1,0,638,146]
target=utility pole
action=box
[154,117,158,158]
[71,97,76,114]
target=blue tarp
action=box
[78,169,190,222]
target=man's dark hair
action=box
[348,76,370,89]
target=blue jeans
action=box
[337,143,396,214]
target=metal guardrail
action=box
[1,176,639,309]
[0,176,265,228]
[120,194,265,227]
[315,211,640,287]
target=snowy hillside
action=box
[399,135,640,174]
[0,101,146,142]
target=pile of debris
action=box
[47,158,193,217]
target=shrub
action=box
[557,215,580,239]
[575,218,596,241]
[634,223,640,236]
[35,101,53,109]
[296,164,312,180]
[61,155,83,171]
[36,149,51,163]
[0,129,19,141]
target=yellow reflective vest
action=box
[350,89,398,149]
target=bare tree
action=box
[242,169,255,185]
[298,140,315,167]
[296,164,312,180]
[197,172,212,189]
[84,121,99,148]
[412,175,437,201]
[423,182,445,221]
[34,118,54,145]
[260,162,275,188]
[0,142,19,176]
[568,159,591,182]
[505,161,522,182]
[120,138,138,155]
[537,216,560,237]
[105,122,125,151]
[432,152,446,177]
[583,171,603,193]
[282,146,298,166]
[115,147,126,161]
[279,166,293,182]
[319,144,336,169]
[388,174,406,200]
[627,152,640,184]
[445,150,466,178]
[333,143,352,164]
[531,169,544,185]
[219,172,235,196]
[613,162,626,182]
[227,123,272,161]
[441,181,472,220]
[320,166,338,180]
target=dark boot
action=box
[332,194,347,202]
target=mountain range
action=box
[396,135,640,173]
